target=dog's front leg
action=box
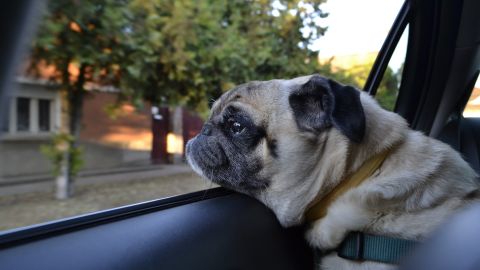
[305,192,377,250]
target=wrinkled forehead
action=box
[210,75,313,118]
[210,81,267,116]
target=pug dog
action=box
[185,74,479,269]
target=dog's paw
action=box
[306,218,347,250]
[305,195,375,250]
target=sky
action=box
[311,0,480,88]
[311,0,407,71]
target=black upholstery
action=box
[437,117,480,174]
[0,192,314,270]
[401,202,480,270]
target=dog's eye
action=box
[228,118,245,135]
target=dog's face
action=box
[186,75,366,208]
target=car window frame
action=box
[363,0,410,102]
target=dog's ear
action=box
[288,75,365,143]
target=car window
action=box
[316,0,407,111]
[0,0,406,232]
[375,26,408,111]
[463,74,480,118]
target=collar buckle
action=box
[338,232,365,261]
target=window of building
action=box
[0,104,8,132]
[16,97,30,132]
[38,99,51,132]
[4,96,54,134]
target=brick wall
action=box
[80,91,152,151]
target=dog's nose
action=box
[201,124,212,136]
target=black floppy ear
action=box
[288,75,366,143]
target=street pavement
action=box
[0,165,214,231]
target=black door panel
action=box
[0,191,314,270]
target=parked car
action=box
[0,0,479,269]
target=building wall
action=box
[0,140,151,178]
[0,86,153,180]
[0,81,60,178]
[0,139,54,178]
[81,141,151,170]
[1,80,61,137]
[80,91,152,151]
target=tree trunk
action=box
[55,62,86,199]
[55,150,70,200]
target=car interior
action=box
[0,0,479,269]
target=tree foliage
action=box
[122,0,330,112]
[334,58,401,111]
[30,0,129,87]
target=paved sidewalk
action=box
[0,165,214,231]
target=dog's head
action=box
[186,74,368,224]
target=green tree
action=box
[122,0,331,112]
[29,0,130,199]
[335,58,400,111]
[375,66,400,111]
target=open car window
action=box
[0,0,407,232]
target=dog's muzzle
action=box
[187,135,228,169]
